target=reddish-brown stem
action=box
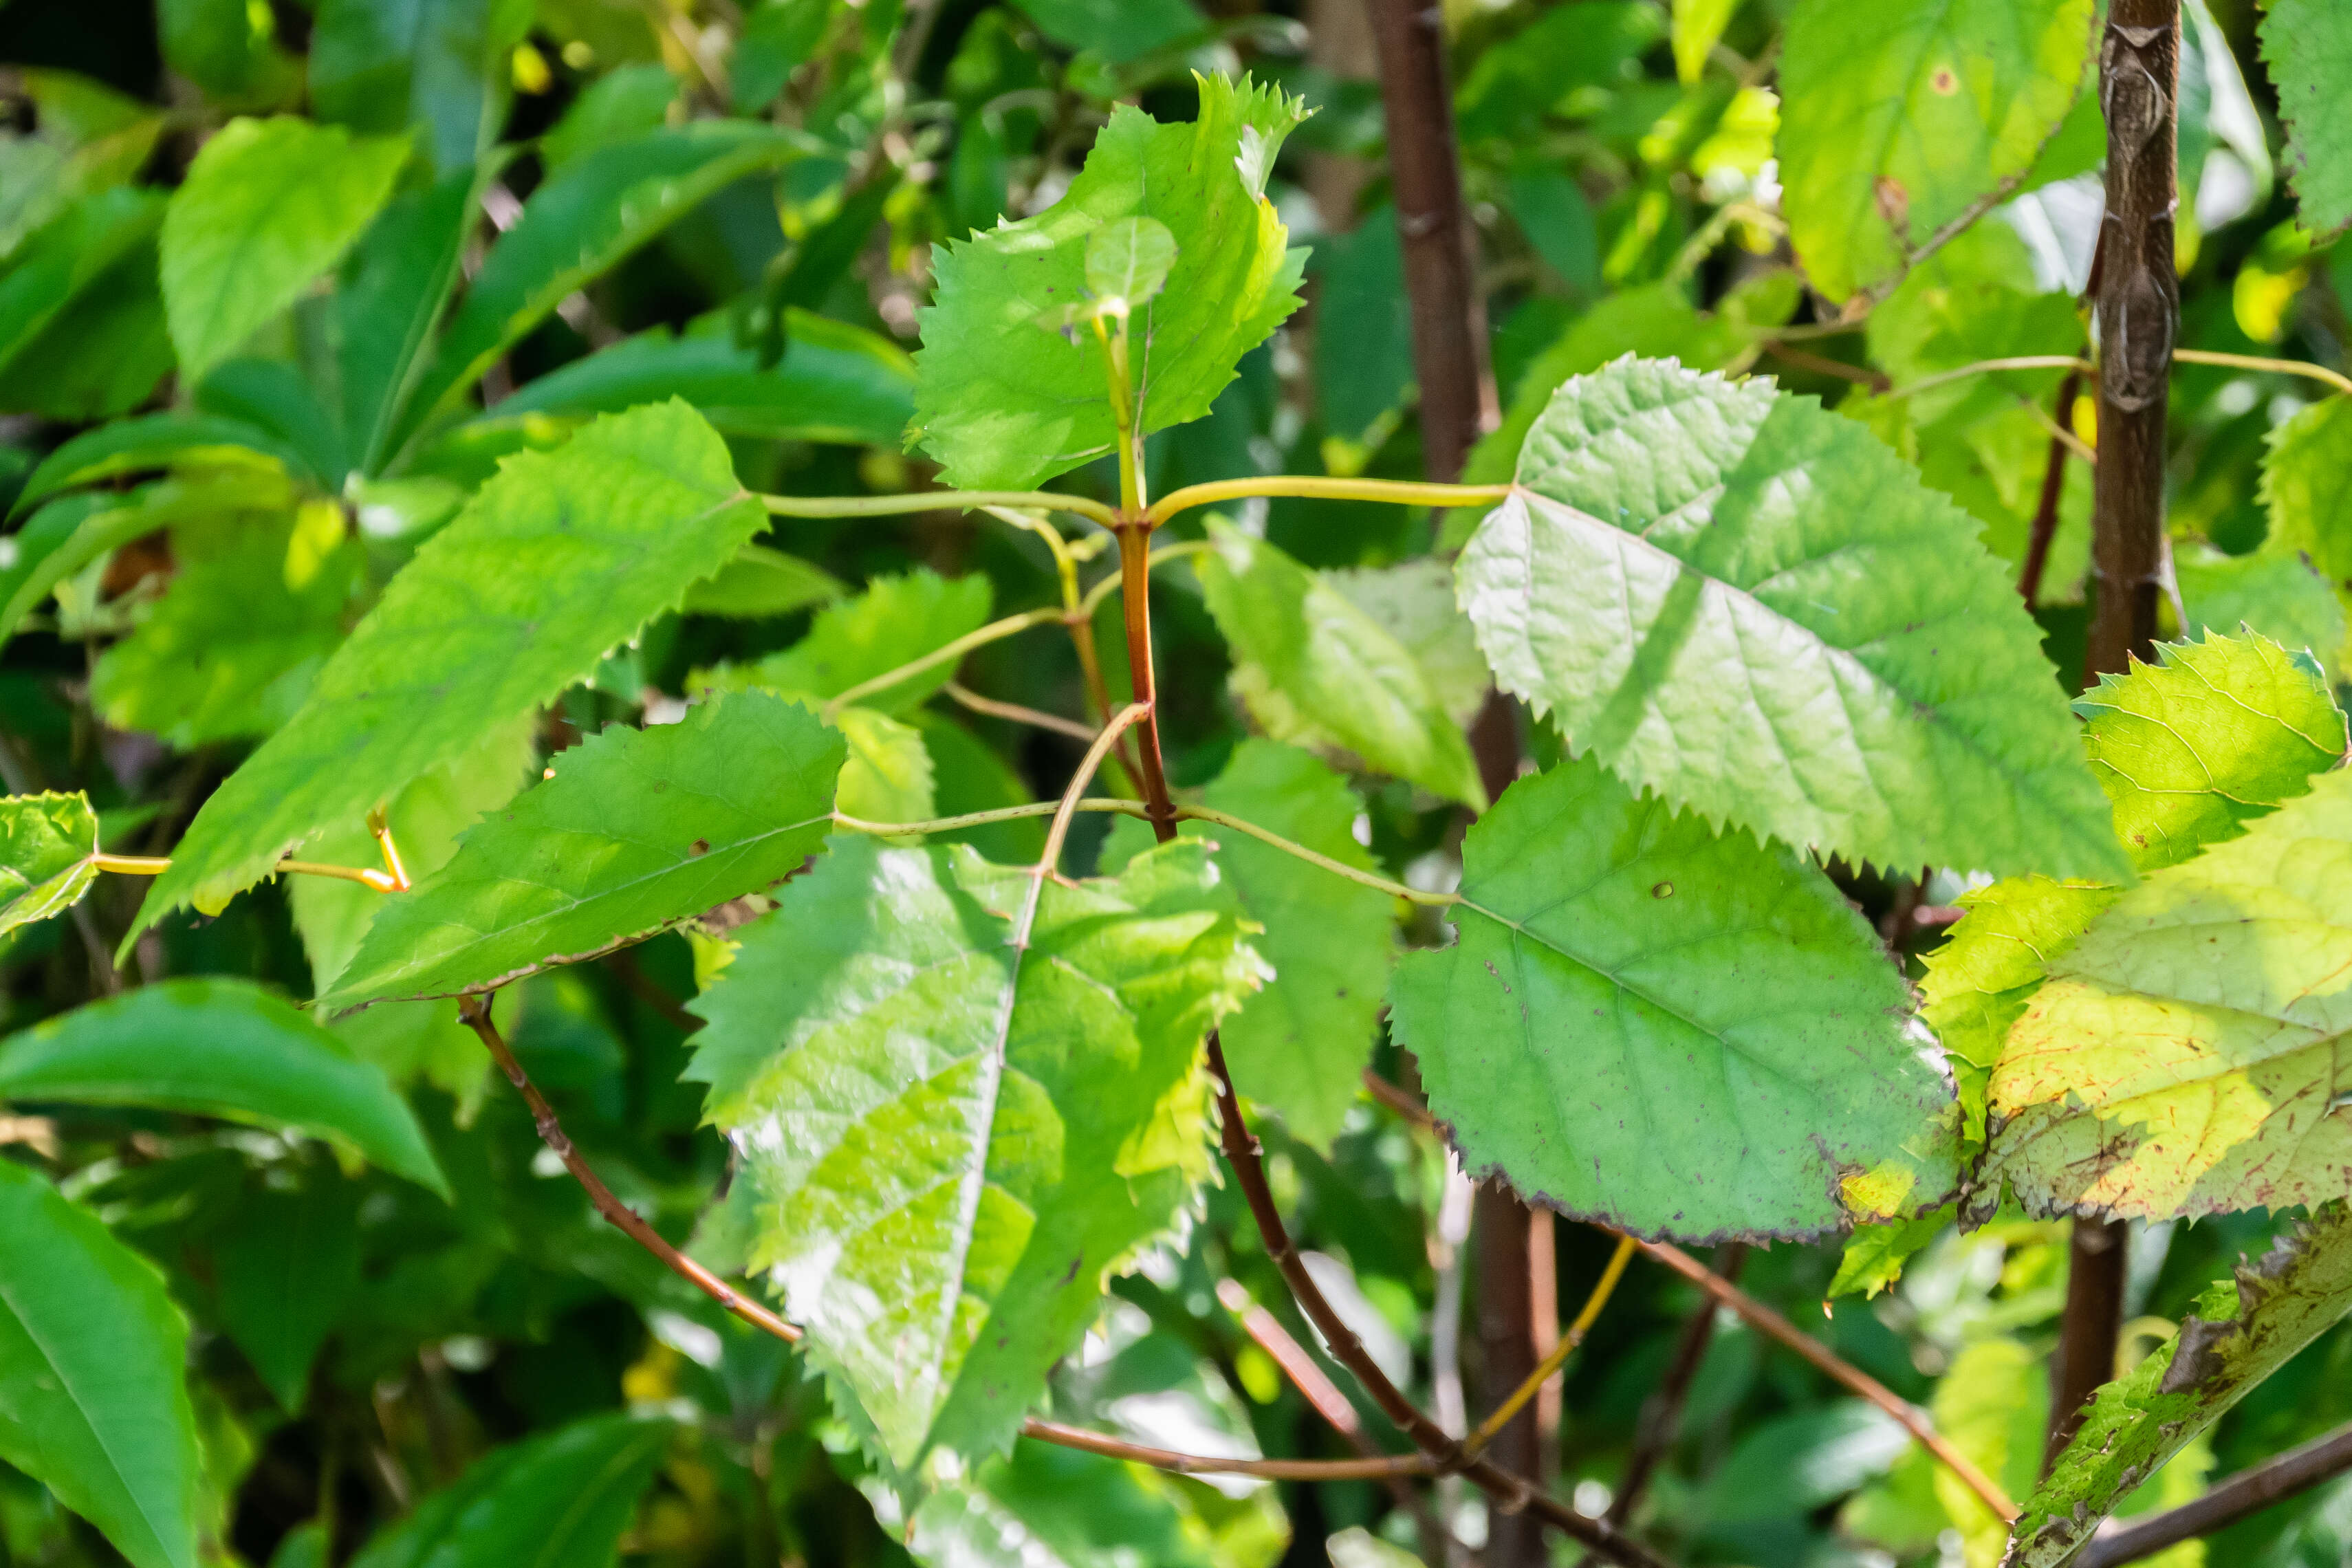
[2018,370,2082,609]
[1638,1240,2016,1521]
[1020,1418,1430,1481]
[1113,523,1179,840]
[1764,340,1893,393]
[2072,1417,2352,1568]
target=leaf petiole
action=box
[759,489,1119,527]
[1143,475,1516,527]
[817,606,1067,721]
[90,851,402,893]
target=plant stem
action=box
[1466,1234,1636,1457]
[759,489,1118,527]
[1637,1239,2018,1521]
[1884,356,2094,402]
[1078,540,1215,617]
[818,607,1065,719]
[1112,525,1179,839]
[2018,370,2083,608]
[2072,1417,2352,1568]
[91,851,403,892]
[2060,0,2181,1470]
[1591,1243,1748,1552]
[1021,1418,1432,1481]
[942,682,1098,743]
[2172,347,2352,397]
[1142,477,1514,529]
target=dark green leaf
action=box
[1008,0,1208,64]
[542,65,677,173]
[159,116,410,386]
[0,189,162,378]
[309,0,533,173]
[348,1413,673,1568]
[193,360,350,489]
[1391,758,1958,1242]
[133,401,765,933]
[324,693,842,1006]
[0,1159,200,1568]
[0,979,450,1197]
[1459,358,2125,880]
[211,1183,362,1409]
[8,412,301,521]
[155,0,297,104]
[336,166,482,479]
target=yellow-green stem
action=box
[1144,475,1514,527]
[760,489,1118,527]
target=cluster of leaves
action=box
[8,3,2352,1568]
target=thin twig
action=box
[2018,371,2082,608]
[1884,356,2094,403]
[818,607,1064,719]
[1021,1418,1433,1480]
[1763,341,1891,393]
[761,488,1118,527]
[2073,1418,2352,1568]
[943,682,1098,742]
[1637,1240,2017,1522]
[1144,476,1514,529]
[1466,1235,1636,1458]
[1363,1066,1439,1129]
[2172,347,2352,397]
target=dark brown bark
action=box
[2073,1418,2352,1567]
[1476,1182,1545,1568]
[1367,0,1499,486]
[2055,0,2179,1468]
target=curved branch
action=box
[1144,475,1515,528]
[943,682,1099,742]
[818,606,1065,719]
[1884,356,2094,403]
[2173,348,2352,398]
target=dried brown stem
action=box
[2073,1417,2352,1567]
[1637,1240,2017,1521]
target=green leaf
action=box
[1085,216,1178,312]
[834,707,937,827]
[542,64,677,173]
[1928,1336,2047,1562]
[2006,1206,2352,1567]
[393,124,811,448]
[1390,757,1958,1242]
[210,1182,362,1410]
[159,116,410,386]
[0,1160,200,1568]
[336,167,481,478]
[2262,0,2352,237]
[0,979,450,1197]
[1324,557,1490,730]
[699,568,994,716]
[679,544,844,619]
[1195,521,1485,809]
[157,0,298,105]
[1701,1402,1909,1524]
[1828,1206,1953,1301]
[324,694,842,1006]
[2261,395,2352,588]
[1008,0,1206,64]
[1310,211,1414,448]
[2177,545,2346,683]
[1986,767,2352,1220]
[347,1413,673,1568]
[1671,0,1741,84]
[92,506,364,747]
[0,189,163,379]
[8,411,300,521]
[912,73,1307,490]
[0,213,173,421]
[1107,740,1393,1151]
[309,0,532,173]
[2076,630,2346,873]
[292,716,538,994]
[901,1437,1221,1568]
[0,495,173,649]
[195,359,351,490]
[910,712,1047,864]
[489,314,915,447]
[1776,0,2094,303]
[688,834,1261,1466]
[1920,875,2116,1148]
[131,401,765,935]
[1459,358,2124,880]
[0,792,100,939]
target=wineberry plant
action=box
[8,3,2352,1567]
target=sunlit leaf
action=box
[325,693,842,1006]
[1458,358,2124,880]
[132,401,765,935]
[679,544,844,620]
[899,1437,1222,1568]
[2261,395,2352,589]
[1391,757,1958,1243]
[2261,0,2352,237]
[0,791,101,938]
[697,569,994,717]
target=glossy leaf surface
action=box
[135,401,764,930]
[325,693,842,1005]
[1391,759,1957,1243]
[1459,359,2124,880]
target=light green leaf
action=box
[309,0,532,173]
[92,506,364,747]
[681,544,843,620]
[1195,521,1485,809]
[901,1437,1221,1568]
[912,73,1307,491]
[689,834,1262,1466]
[1671,0,1741,84]
[2076,630,2346,873]
[2262,0,2352,237]
[1459,358,2124,881]
[1931,1337,2047,1565]
[2261,395,2352,587]
[1325,557,1488,730]
[699,569,994,716]
[834,708,937,827]
[1085,215,1178,312]
[133,401,765,935]
[1776,0,2095,303]
[2177,545,2346,683]
[0,1160,200,1568]
[159,116,410,386]
[489,313,915,447]
[0,979,449,1197]
[1106,739,1393,1150]
[1390,757,1957,1243]
[0,792,101,938]
[347,1413,673,1568]
[291,715,538,994]
[2005,1206,2352,1567]
[1987,768,2352,1219]
[324,694,842,1006]
[393,123,811,448]
[1828,1206,1953,1302]
[210,1183,361,1411]
[1921,875,2116,1148]
[6,411,298,521]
